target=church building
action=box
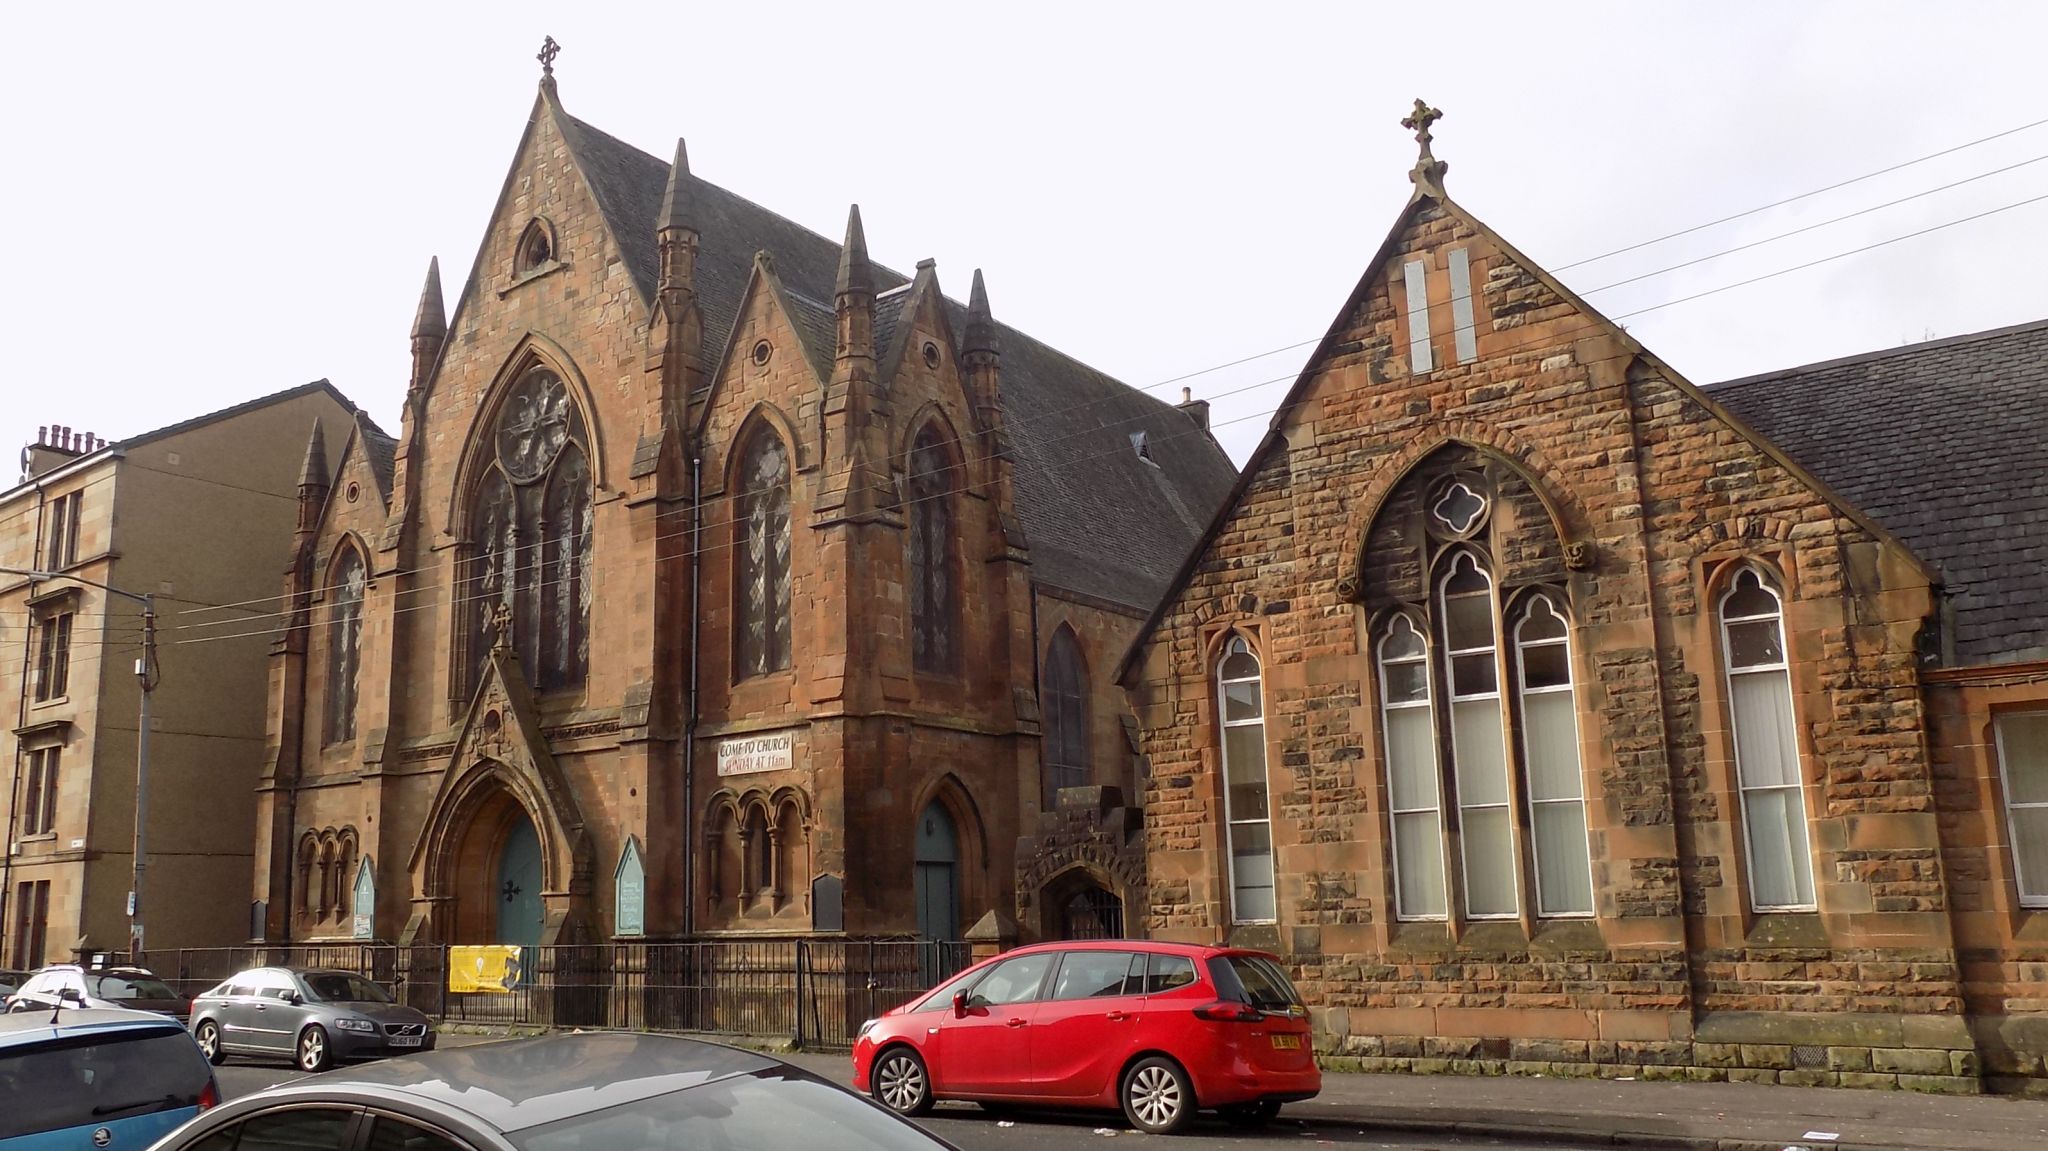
[256,52,1234,954]
[1123,103,2048,1092]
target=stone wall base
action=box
[1316,1009,2048,1098]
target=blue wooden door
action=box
[914,802,959,944]
[497,813,544,981]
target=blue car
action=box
[0,1007,218,1150]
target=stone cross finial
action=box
[537,35,561,78]
[1402,99,1442,159]
[1402,99,1449,193]
[490,602,515,651]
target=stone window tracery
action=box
[324,546,366,746]
[1042,627,1090,806]
[1376,566,1600,921]
[734,428,792,678]
[461,366,592,697]
[908,425,959,675]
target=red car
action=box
[853,940,1318,1134]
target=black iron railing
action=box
[139,938,969,1049]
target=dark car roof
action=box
[250,1032,781,1133]
[0,1007,188,1052]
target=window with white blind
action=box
[1720,567,1815,911]
[1441,553,1517,918]
[1995,711,2048,907]
[1515,594,1593,916]
[1376,552,1593,922]
[1379,615,1447,918]
[1216,634,1275,923]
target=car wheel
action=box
[1121,1056,1194,1135]
[870,1046,934,1117]
[1221,1099,1281,1128]
[297,1025,334,1073]
[194,1020,227,1066]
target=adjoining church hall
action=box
[1123,101,2048,1092]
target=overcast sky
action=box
[8,2,2046,473]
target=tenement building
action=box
[256,56,1232,955]
[1122,103,2048,1093]
[2,386,356,965]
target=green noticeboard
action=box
[615,836,645,937]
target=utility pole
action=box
[1,567,158,965]
[129,595,157,964]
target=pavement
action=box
[433,1027,2048,1150]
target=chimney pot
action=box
[1182,387,1192,403]
[37,426,47,445]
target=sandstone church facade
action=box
[1124,106,2048,1092]
[255,61,1233,954]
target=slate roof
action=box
[558,115,1238,611]
[357,412,398,498]
[1708,319,2048,666]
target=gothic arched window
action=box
[908,426,959,675]
[1719,566,1815,911]
[1042,627,1090,806]
[462,366,591,697]
[1216,633,1274,923]
[1377,555,1594,921]
[734,428,792,678]
[324,547,366,746]
[1515,594,1592,916]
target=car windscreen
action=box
[512,1069,941,1151]
[0,1028,211,1140]
[1209,954,1304,1011]
[91,974,181,1000]
[302,973,394,1004]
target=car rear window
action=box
[512,1069,936,1151]
[1144,953,1198,993]
[303,973,393,1003]
[1208,954,1304,1010]
[0,1027,212,1140]
[91,974,180,1000]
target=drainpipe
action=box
[683,451,702,937]
[1,481,48,962]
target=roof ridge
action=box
[116,380,356,452]
[1707,315,2048,391]
[562,114,911,287]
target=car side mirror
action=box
[59,988,84,1004]
[287,991,304,1006]
[951,992,967,1019]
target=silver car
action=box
[139,1032,957,1151]
[188,966,436,1073]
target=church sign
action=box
[615,836,646,938]
[351,857,375,940]
[717,731,794,777]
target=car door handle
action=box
[1005,1017,1028,1028]
[1105,1011,1129,1022]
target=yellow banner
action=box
[448,945,523,993]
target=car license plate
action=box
[389,1036,424,1048]
[1270,1034,1301,1050]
